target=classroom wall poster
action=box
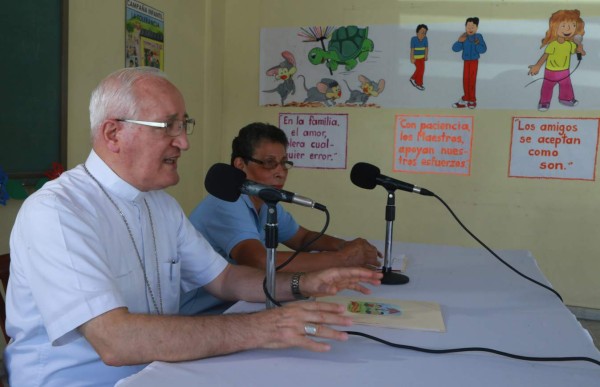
[508,117,600,180]
[260,12,599,111]
[278,113,348,169]
[125,0,164,70]
[394,114,473,175]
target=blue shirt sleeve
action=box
[452,40,463,52]
[276,203,300,243]
[189,194,299,262]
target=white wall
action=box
[218,0,600,309]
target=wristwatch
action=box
[291,272,309,300]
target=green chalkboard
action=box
[0,0,67,179]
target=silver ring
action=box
[304,323,318,336]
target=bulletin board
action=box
[0,0,67,179]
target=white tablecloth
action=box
[116,242,600,387]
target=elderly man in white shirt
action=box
[4,67,382,386]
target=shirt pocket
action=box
[160,256,181,313]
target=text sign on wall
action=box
[509,117,600,180]
[394,115,473,175]
[279,113,348,169]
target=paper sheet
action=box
[373,253,407,272]
[318,295,445,332]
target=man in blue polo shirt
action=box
[181,122,380,315]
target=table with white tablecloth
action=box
[116,242,600,387]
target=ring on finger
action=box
[304,323,318,336]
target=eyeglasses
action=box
[117,118,195,136]
[247,157,294,170]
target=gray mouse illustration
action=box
[298,75,342,107]
[262,51,297,106]
[344,74,385,105]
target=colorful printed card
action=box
[318,295,445,332]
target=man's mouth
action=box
[164,157,178,165]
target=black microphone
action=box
[574,35,583,61]
[205,163,326,210]
[350,162,434,196]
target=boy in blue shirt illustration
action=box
[410,24,429,91]
[452,17,487,109]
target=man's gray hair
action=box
[89,67,168,139]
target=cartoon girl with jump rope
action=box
[527,10,585,112]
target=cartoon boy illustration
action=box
[527,10,585,112]
[410,24,428,91]
[451,17,487,109]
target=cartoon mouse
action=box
[262,51,297,106]
[298,75,342,107]
[344,75,385,105]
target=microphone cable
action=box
[264,187,563,302]
[262,206,331,307]
[343,189,600,367]
[345,330,600,367]
[276,206,330,271]
[259,185,599,367]
[431,192,563,302]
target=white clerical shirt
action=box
[5,150,228,386]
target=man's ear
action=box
[100,120,122,152]
[233,157,246,171]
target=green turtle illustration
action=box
[308,26,374,72]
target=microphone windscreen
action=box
[204,163,246,202]
[350,162,380,189]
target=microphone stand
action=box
[382,189,409,285]
[264,201,279,308]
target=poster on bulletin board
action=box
[394,114,473,175]
[508,117,600,180]
[125,0,164,70]
[259,12,599,112]
[279,113,348,169]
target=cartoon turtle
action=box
[308,26,374,72]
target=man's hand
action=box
[300,266,382,298]
[338,238,381,267]
[255,267,381,352]
[257,301,353,352]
